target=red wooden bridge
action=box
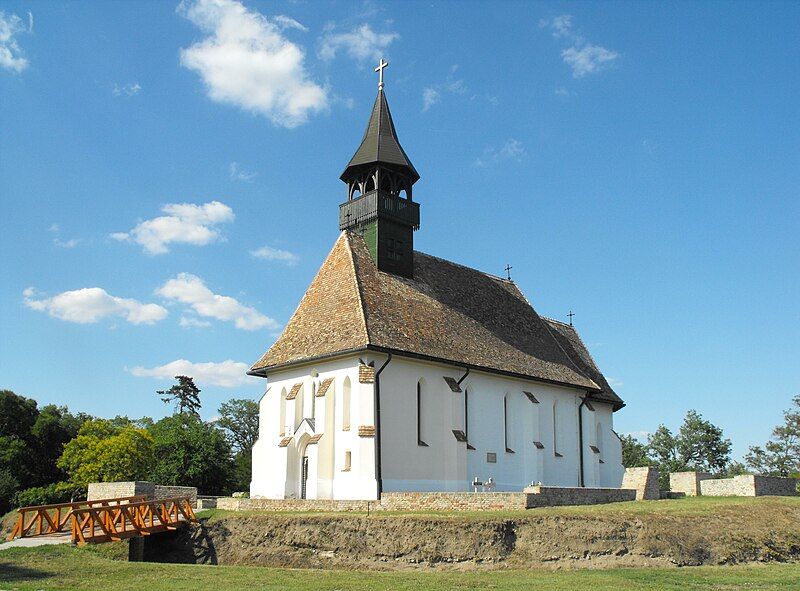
[7,495,197,545]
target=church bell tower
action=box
[339,59,420,278]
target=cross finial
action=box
[567,310,575,326]
[375,58,388,90]
[505,264,513,281]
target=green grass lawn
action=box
[1,545,799,591]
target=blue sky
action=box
[1,0,798,460]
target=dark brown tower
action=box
[339,71,420,278]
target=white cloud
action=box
[24,287,167,325]
[178,0,327,128]
[555,86,571,97]
[113,82,142,96]
[539,14,573,39]
[318,23,398,63]
[474,139,525,168]
[562,45,618,78]
[0,10,31,73]
[111,201,234,255]
[48,223,81,248]
[128,359,256,388]
[421,65,465,112]
[250,245,299,265]
[179,316,212,328]
[607,377,624,387]
[274,15,307,32]
[540,15,619,79]
[156,272,277,331]
[422,87,439,112]
[229,162,257,181]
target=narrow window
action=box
[464,388,469,441]
[553,402,562,457]
[596,423,603,461]
[342,377,351,430]
[279,388,287,436]
[343,450,352,471]
[417,380,428,446]
[504,395,514,453]
[311,381,317,419]
[294,387,303,430]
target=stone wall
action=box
[700,475,797,497]
[381,492,529,512]
[87,481,155,501]
[217,497,379,512]
[87,481,197,505]
[621,467,660,500]
[523,486,636,507]
[669,471,712,496]
[222,488,637,513]
[153,485,197,505]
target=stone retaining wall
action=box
[382,492,528,512]
[700,475,797,497]
[621,467,660,500]
[217,497,378,512]
[153,485,197,505]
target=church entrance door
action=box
[300,455,309,499]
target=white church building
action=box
[249,63,625,501]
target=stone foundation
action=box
[621,467,660,500]
[523,486,636,507]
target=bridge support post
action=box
[128,536,145,562]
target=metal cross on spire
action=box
[505,264,513,280]
[375,58,388,90]
[567,310,575,326]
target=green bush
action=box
[13,482,84,508]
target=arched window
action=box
[342,377,351,431]
[294,386,304,431]
[552,401,561,457]
[279,388,287,436]
[417,380,428,446]
[596,422,603,460]
[311,381,317,419]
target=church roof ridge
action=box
[410,249,514,285]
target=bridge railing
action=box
[7,495,148,541]
[70,496,197,545]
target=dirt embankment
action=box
[144,499,800,570]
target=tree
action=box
[647,410,733,489]
[745,395,800,477]
[29,405,88,485]
[149,414,234,495]
[216,399,259,453]
[619,434,652,468]
[57,419,153,486]
[157,376,201,416]
[0,390,38,440]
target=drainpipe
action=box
[456,367,470,386]
[578,395,588,487]
[373,353,392,498]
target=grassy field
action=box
[1,545,799,591]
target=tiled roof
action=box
[251,232,623,410]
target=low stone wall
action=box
[87,481,197,505]
[87,481,155,501]
[523,486,636,507]
[154,485,198,505]
[669,471,712,496]
[621,467,660,500]
[381,492,528,512]
[217,497,378,512]
[221,488,636,513]
[700,475,797,497]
